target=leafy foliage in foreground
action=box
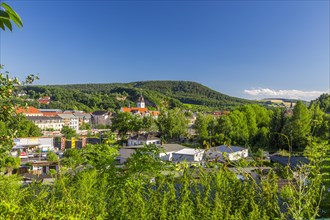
[0,155,324,219]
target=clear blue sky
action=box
[1,0,329,100]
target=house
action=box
[127,134,161,146]
[118,147,139,164]
[31,161,60,175]
[26,115,64,131]
[172,148,205,162]
[91,110,112,127]
[57,113,79,131]
[205,145,248,162]
[39,109,63,117]
[270,156,309,170]
[38,96,51,105]
[117,144,187,164]
[159,144,186,161]
[73,112,92,126]
[16,106,43,116]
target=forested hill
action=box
[22,81,254,112]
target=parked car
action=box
[19,151,28,159]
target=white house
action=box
[127,134,161,146]
[205,145,248,162]
[26,116,64,131]
[158,144,186,161]
[73,112,92,125]
[172,148,205,162]
[58,113,79,131]
[117,144,186,164]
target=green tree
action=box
[156,108,188,140]
[269,108,287,150]
[194,113,215,144]
[283,101,311,149]
[81,144,119,170]
[61,126,77,139]
[9,114,42,137]
[47,151,59,162]
[111,112,133,137]
[80,122,91,130]
[125,144,166,177]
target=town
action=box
[3,90,329,218]
[1,1,329,219]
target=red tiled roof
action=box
[16,106,41,114]
[42,112,59,117]
[149,111,160,116]
[121,107,149,113]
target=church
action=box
[120,94,160,118]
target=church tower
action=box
[137,94,145,108]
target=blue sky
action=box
[1,0,329,100]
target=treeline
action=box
[21,80,253,111]
[195,95,330,151]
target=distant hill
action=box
[260,98,309,108]
[21,81,254,112]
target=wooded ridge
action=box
[22,80,255,111]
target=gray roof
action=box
[205,145,247,161]
[160,144,185,153]
[92,110,109,116]
[210,145,246,153]
[57,113,77,119]
[270,156,309,170]
[119,148,137,159]
[128,134,160,142]
[38,109,62,112]
[73,113,91,119]
[26,115,63,121]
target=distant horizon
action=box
[1,1,329,101]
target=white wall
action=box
[172,154,195,162]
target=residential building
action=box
[172,148,205,162]
[16,106,43,116]
[38,96,51,105]
[57,113,79,131]
[127,134,161,146]
[26,116,64,131]
[91,110,112,127]
[205,145,249,162]
[159,144,186,161]
[39,109,63,117]
[73,112,92,126]
[117,143,187,164]
[270,156,309,170]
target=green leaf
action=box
[0,10,10,19]
[0,19,5,30]
[1,3,23,28]
[0,18,11,31]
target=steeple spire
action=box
[137,91,145,108]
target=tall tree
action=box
[194,113,215,144]
[156,108,188,140]
[283,101,311,149]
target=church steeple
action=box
[137,93,145,108]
